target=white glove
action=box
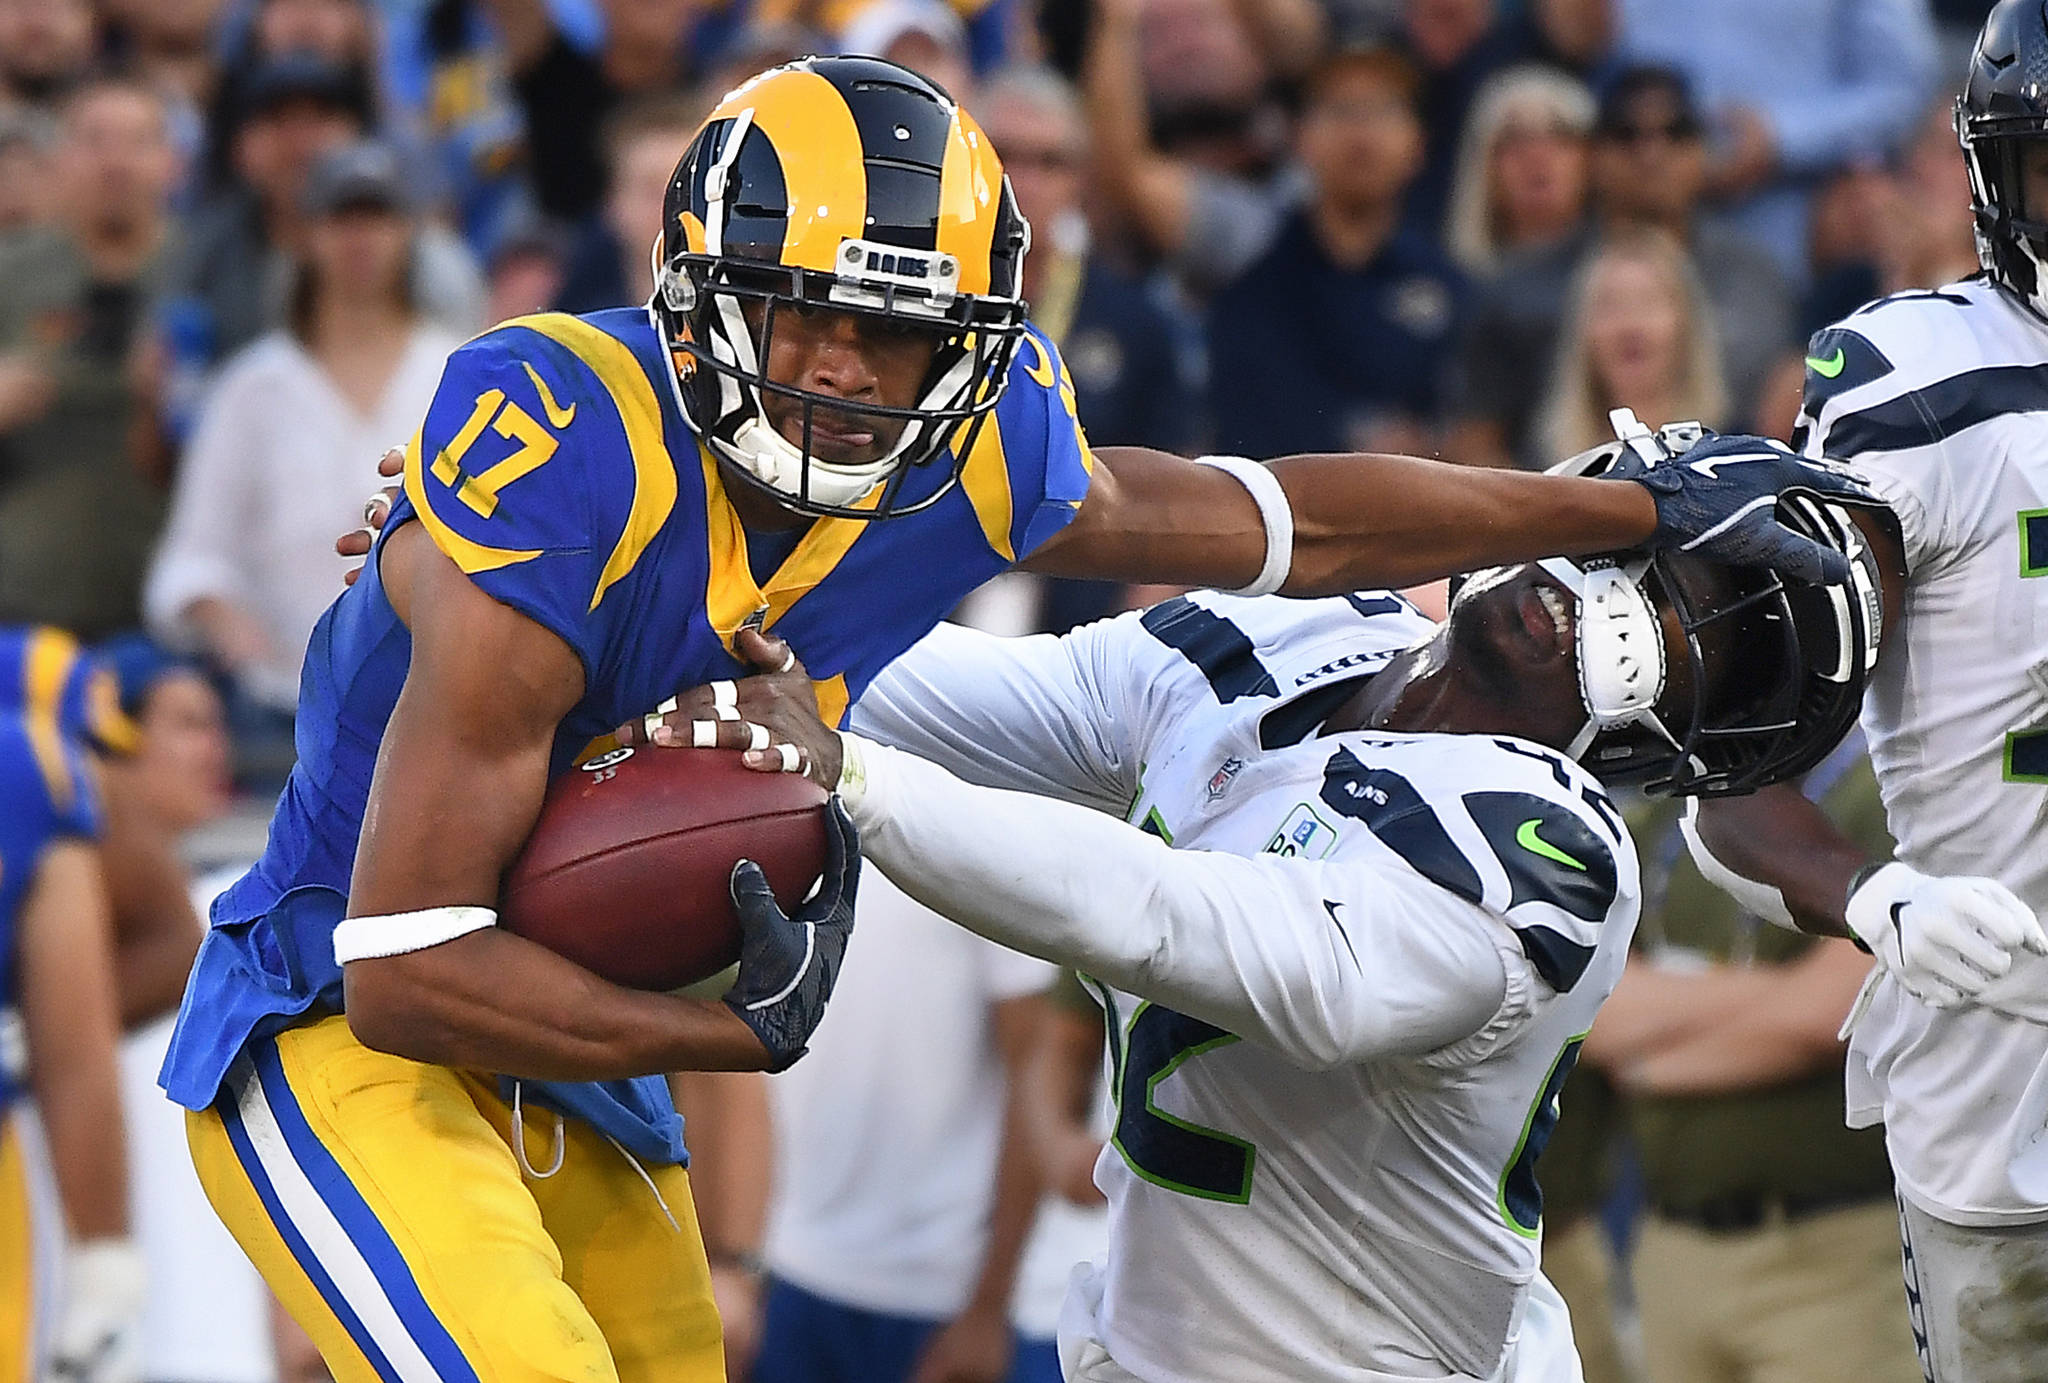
[1846,862,2048,1008]
[50,1238,145,1383]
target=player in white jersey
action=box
[1686,6,2048,1379]
[643,426,1883,1383]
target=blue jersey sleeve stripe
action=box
[245,1043,486,1383]
[504,314,679,612]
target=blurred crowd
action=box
[0,0,2010,1379]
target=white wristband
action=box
[1194,455,1293,598]
[333,906,497,964]
[834,731,872,814]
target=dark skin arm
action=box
[1022,447,1659,594]
[911,993,1048,1383]
[99,790,203,1028]
[20,841,129,1239]
[340,521,773,1077]
[1693,508,1909,937]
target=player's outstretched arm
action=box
[1021,438,1877,594]
[339,524,810,1077]
[834,734,1509,1070]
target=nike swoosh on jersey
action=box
[1807,349,1847,378]
[1516,818,1586,871]
[522,361,578,428]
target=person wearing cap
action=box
[149,140,464,778]
[1445,64,1795,471]
[0,0,95,113]
[167,56,481,380]
[0,77,182,643]
[1206,44,1469,460]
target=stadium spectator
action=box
[170,54,481,380]
[147,140,461,758]
[1613,0,1938,283]
[1442,64,1593,276]
[1533,229,1727,461]
[1206,45,1465,459]
[1399,0,1544,239]
[1013,971,1111,1375]
[0,0,95,112]
[380,0,535,254]
[1583,740,1923,1383]
[1587,66,1792,425]
[486,218,569,323]
[978,64,1204,632]
[751,870,1054,1383]
[199,0,379,196]
[0,77,181,641]
[841,0,975,103]
[482,0,706,222]
[1081,0,1308,297]
[0,108,54,239]
[556,92,704,313]
[95,634,224,1027]
[1447,65,1789,468]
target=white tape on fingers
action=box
[711,681,738,710]
[714,704,741,722]
[776,743,801,773]
[777,649,796,673]
[692,721,719,748]
[747,723,769,751]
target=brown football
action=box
[500,745,829,991]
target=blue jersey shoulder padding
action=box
[162,306,1091,1165]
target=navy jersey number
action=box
[1109,1002,1255,1204]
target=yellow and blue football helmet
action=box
[655,56,1032,517]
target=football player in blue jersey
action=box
[185,56,1877,1383]
[0,670,143,1383]
[0,627,203,1031]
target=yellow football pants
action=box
[0,1112,32,1383]
[187,1014,724,1383]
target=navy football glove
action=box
[1608,431,1878,583]
[725,797,859,1070]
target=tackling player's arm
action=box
[340,523,780,1077]
[833,734,1512,1070]
[1689,508,2048,1004]
[1024,438,1872,595]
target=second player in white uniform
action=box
[850,592,1634,1383]
[1685,8,2048,1377]
[637,423,1881,1382]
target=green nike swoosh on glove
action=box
[1805,348,1846,378]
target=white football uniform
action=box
[1795,277,2048,1226]
[847,591,1640,1383]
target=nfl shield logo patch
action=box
[1206,757,1244,801]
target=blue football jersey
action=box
[0,713,102,1118]
[160,306,1095,1162]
